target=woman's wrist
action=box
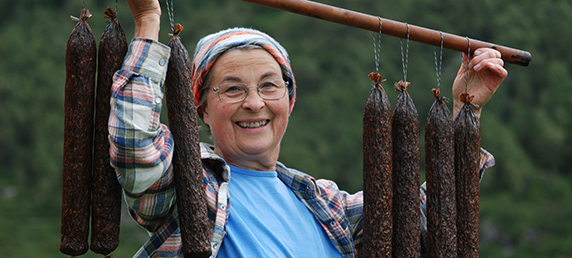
[133,15,161,41]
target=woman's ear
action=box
[201,106,210,126]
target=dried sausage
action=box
[60,8,96,256]
[425,89,456,258]
[164,23,212,258]
[362,72,392,257]
[90,7,127,255]
[165,24,212,258]
[391,80,420,258]
[90,7,128,256]
[454,93,481,258]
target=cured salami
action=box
[391,80,420,258]
[362,72,393,257]
[425,89,456,258]
[60,8,96,256]
[164,23,212,258]
[454,93,481,258]
[90,7,128,256]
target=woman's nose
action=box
[242,86,265,111]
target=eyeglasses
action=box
[212,79,289,104]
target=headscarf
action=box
[191,27,296,115]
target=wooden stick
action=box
[239,0,532,66]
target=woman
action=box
[109,0,508,257]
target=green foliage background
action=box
[1,0,571,257]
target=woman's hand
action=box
[126,0,162,41]
[452,48,508,118]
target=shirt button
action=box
[159,59,166,66]
[154,97,161,104]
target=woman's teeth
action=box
[237,120,269,128]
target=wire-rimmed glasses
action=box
[212,79,289,104]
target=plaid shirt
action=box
[109,38,495,258]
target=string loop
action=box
[372,17,382,74]
[400,23,410,83]
[461,38,479,110]
[433,31,443,92]
[463,37,470,93]
[369,17,384,89]
[166,0,175,34]
[433,31,448,101]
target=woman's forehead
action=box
[210,49,282,82]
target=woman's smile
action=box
[236,119,270,129]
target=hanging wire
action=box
[464,37,471,93]
[433,31,443,92]
[74,0,89,21]
[372,17,382,74]
[461,37,479,110]
[371,35,378,73]
[166,0,175,34]
[71,0,90,21]
[81,0,86,20]
[369,17,385,88]
[400,23,410,83]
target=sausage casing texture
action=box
[60,8,96,256]
[90,7,128,255]
[363,73,393,257]
[165,24,212,258]
[425,90,457,258]
[391,81,420,258]
[454,95,481,258]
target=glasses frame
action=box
[212,79,289,104]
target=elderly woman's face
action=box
[202,48,290,170]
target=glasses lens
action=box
[217,83,246,103]
[258,80,286,100]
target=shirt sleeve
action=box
[108,38,176,231]
[342,189,364,253]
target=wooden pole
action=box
[239,0,532,66]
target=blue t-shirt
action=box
[217,165,342,257]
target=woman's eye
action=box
[261,82,278,89]
[225,85,242,93]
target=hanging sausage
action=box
[455,92,481,258]
[60,8,96,256]
[164,23,212,258]
[391,28,421,258]
[425,89,457,258]
[363,72,393,258]
[90,6,128,256]
[391,80,421,258]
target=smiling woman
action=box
[108,0,508,257]
[202,48,291,171]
